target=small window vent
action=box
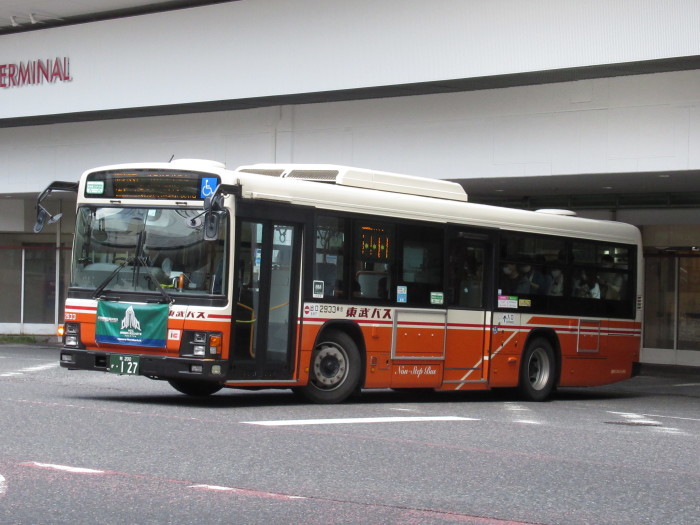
[239,168,285,177]
[284,170,340,182]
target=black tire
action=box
[297,329,361,404]
[168,379,223,397]
[518,337,557,401]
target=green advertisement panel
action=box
[95,302,168,348]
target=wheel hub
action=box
[313,344,347,388]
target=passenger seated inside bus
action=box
[519,263,547,295]
[356,271,387,299]
[315,262,338,298]
[547,267,564,296]
[598,254,624,300]
[500,263,530,295]
[573,269,602,299]
[377,276,389,300]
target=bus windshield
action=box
[71,206,227,295]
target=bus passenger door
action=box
[443,230,493,389]
[229,203,308,381]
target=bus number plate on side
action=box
[108,355,140,375]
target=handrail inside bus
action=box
[236,301,290,357]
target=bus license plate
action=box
[108,355,140,375]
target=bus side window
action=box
[398,224,444,306]
[314,215,348,299]
[316,262,338,297]
[448,237,484,308]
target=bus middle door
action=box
[442,230,492,390]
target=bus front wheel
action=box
[168,379,223,397]
[518,337,556,401]
[297,330,361,404]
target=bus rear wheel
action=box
[518,337,556,401]
[168,379,223,397]
[297,330,361,404]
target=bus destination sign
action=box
[85,170,219,200]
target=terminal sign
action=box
[0,57,72,89]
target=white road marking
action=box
[673,383,700,388]
[22,363,59,372]
[189,484,306,499]
[27,462,104,474]
[0,473,6,495]
[243,416,478,426]
[645,413,700,422]
[0,363,58,377]
[608,411,662,426]
[655,427,688,436]
[504,403,530,412]
[514,420,542,425]
[606,411,692,434]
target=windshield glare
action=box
[72,206,227,295]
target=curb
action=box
[638,363,700,378]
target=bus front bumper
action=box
[59,348,229,382]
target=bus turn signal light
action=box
[209,334,222,355]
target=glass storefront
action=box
[0,248,22,323]
[644,250,700,351]
[0,243,70,330]
[678,256,700,350]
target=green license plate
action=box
[108,354,140,375]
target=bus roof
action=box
[238,163,469,202]
[79,160,640,245]
[230,163,640,245]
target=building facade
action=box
[1,0,699,367]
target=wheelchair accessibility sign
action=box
[200,177,218,199]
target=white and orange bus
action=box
[36,159,642,403]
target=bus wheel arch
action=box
[518,330,559,401]
[296,323,365,404]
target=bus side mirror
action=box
[201,183,239,241]
[204,193,225,213]
[204,211,223,241]
[202,192,226,241]
[33,205,63,233]
[33,180,78,233]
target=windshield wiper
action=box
[136,256,173,304]
[91,256,173,304]
[92,256,134,299]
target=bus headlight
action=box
[64,323,81,348]
[182,331,223,358]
